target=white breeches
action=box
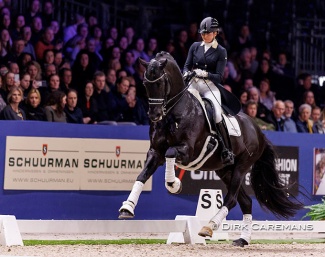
[189,79,222,123]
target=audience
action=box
[0,0,322,136]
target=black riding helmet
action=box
[198,17,219,33]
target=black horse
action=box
[118,52,302,247]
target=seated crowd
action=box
[0,0,324,133]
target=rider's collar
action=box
[200,39,218,49]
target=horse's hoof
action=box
[232,238,249,247]
[198,226,213,237]
[118,209,134,219]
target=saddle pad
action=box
[188,88,241,137]
[222,114,241,137]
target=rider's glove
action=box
[183,71,191,78]
[194,69,208,78]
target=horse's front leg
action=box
[199,166,247,237]
[164,146,189,194]
[118,148,164,219]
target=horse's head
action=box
[140,57,169,122]
[140,52,185,122]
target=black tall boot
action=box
[216,122,234,166]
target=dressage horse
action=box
[118,52,302,247]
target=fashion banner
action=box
[175,146,299,196]
[4,136,151,191]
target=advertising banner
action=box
[175,146,299,196]
[4,136,151,191]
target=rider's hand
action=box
[183,71,191,78]
[194,69,208,78]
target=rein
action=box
[144,70,191,116]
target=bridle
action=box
[143,70,190,117]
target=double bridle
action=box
[143,71,190,116]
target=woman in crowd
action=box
[44,90,67,122]
[64,89,83,124]
[258,78,276,111]
[77,81,98,124]
[0,86,26,120]
[22,88,47,121]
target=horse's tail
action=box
[250,139,303,219]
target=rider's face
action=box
[201,32,217,43]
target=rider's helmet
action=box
[198,17,219,33]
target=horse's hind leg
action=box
[198,167,246,238]
[232,188,252,247]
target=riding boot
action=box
[216,122,234,166]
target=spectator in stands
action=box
[249,46,258,75]
[107,76,131,122]
[8,61,19,74]
[44,90,67,122]
[107,26,118,45]
[266,100,297,132]
[41,1,54,27]
[231,24,254,54]
[21,25,36,59]
[258,78,276,111]
[144,37,158,61]
[0,86,26,120]
[86,11,98,28]
[0,28,12,58]
[311,106,325,134]
[64,23,89,63]
[173,29,189,69]
[105,68,116,90]
[17,52,33,71]
[19,72,31,100]
[10,14,25,40]
[238,90,248,111]
[0,13,11,31]
[133,59,147,108]
[43,63,56,81]
[24,0,41,26]
[253,57,276,89]
[71,50,95,97]
[35,27,54,61]
[273,52,294,78]
[124,26,135,47]
[237,48,254,85]
[0,91,5,112]
[40,73,60,106]
[296,103,317,133]
[21,88,47,121]
[124,84,149,125]
[302,90,316,109]
[284,99,297,121]
[89,24,103,52]
[131,37,150,63]
[50,19,63,43]
[187,21,201,46]
[30,16,43,46]
[85,38,102,71]
[244,100,274,130]
[0,71,19,102]
[59,68,73,95]
[295,72,321,108]
[64,89,83,124]
[5,37,25,64]
[118,36,129,55]
[53,50,63,69]
[63,12,85,44]
[77,81,98,124]
[104,45,122,72]
[92,71,111,122]
[41,49,55,70]
[26,60,42,82]
[247,86,270,121]
[122,50,135,75]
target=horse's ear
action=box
[138,58,149,68]
[160,59,168,70]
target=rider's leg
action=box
[204,88,234,165]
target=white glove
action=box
[183,71,191,77]
[194,69,208,78]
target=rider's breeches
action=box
[189,79,222,123]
